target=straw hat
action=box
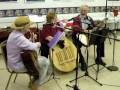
[11,16,32,30]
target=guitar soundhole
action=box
[56,46,75,65]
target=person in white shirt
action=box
[7,16,50,89]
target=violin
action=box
[24,27,41,42]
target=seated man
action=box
[7,16,50,89]
[71,5,106,71]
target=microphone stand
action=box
[107,16,119,71]
[66,32,81,90]
[68,27,120,83]
[89,30,120,87]
[69,28,103,86]
[105,0,119,71]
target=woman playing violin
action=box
[40,12,64,58]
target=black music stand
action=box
[66,30,104,90]
[93,0,111,80]
[66,32,81,90]
[93,29,108,80]
[69,30,103,85]
[89,30,120,87]
[47,31,64,89]
[88,26,120,81]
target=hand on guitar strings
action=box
[57,40,65,49]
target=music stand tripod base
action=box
[107,66,119,71]
[66,84,80,90]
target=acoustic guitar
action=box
[78,19,107,46]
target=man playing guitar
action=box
[71,5,106,71]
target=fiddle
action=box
[24,27,41,42]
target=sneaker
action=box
[95,58,106,66]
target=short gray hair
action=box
[80,5,89,11]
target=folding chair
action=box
[0,40,39,90]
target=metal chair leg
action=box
[94,45,96,60]
[5,73,13,90]
[13,74,18,83]
[28,75,32,88]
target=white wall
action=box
[0,0,102,9]
[1,0,120,9]
[0,0,120,28]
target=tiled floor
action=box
[1,34,120,90]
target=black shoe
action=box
[95,58,106,66]
[80,62,87,71]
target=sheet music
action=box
[48,31,64,48]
